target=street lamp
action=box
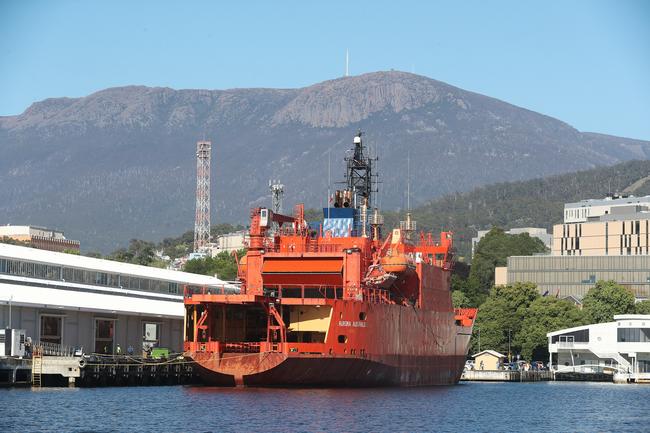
[508,329,512,362]
[478,327,481,352]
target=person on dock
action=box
[116,344,122,355]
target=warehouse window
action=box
[142,322,162,352]
[95,319,115,354]
[40,315,63,345]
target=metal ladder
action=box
[32,353,43,388]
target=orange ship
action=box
[184,132,477,386]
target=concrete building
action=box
[555,195,650,256]
[499,255,650,299]
[497,195,650,299]
[208,231,248,256]
[554,219,650,256]
[0,225,80,253]
[0,243,237,355]
[548,314,650,382]
[471,227,551,257]
[563,194,650,223]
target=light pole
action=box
[508,329,512,362]
[8,295,13,328]
[478,327,481,352]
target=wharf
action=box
[461,370,553,382]
[1,353,199,388]
[76,354,199,387]
[0,357,31,387]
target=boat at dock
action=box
[184,132,477,386]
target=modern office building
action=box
[496,195,650,299]
[498,255,650,299]
[471,227,551,257]
[548,314,650,382]
[563,194,650,223]
[0,243,237,354]
[0,225,80,253]
[554,218,650,256]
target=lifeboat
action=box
[380,254,414,274]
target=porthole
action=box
[338,335,348,344]
[359,312,367,321]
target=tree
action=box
[452,290,471,308]
[635,300,650,315]
[467,229,547,303]
[109,239,155,266]
[582,280,636,323]
[516,297,588,361]
[470,282,540,356]
[184,249,246,280]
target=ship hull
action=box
[192,352,469,387]
[188,298,474,387]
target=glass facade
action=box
[617,328,650,343]
[551,329,589,343]
[0,257,181,295]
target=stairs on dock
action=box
[32,354,43,388]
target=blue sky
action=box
[1,0,649,139]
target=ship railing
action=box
[183,284,239,298]
[222,342,261,353]
[264,242,344,254]
[264,285,344,300]
[362,288,391,304]
[33,341,80,357]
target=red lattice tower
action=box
[194,140,211,252]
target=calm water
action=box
[0,382,648,433]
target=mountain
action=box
[390,159,650,259]
[1,71,649,253]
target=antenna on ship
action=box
[400,150,416,239]
[269,179,284,233]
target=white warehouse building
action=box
[548,314,650,383]
[0,244,236,355]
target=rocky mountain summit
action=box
[1,71,648,252]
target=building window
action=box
[551,329,589,343]
[40,315,63,345]
[142,322,162,352]
[95,319,115,354]
[617,328,650,343]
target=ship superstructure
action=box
[184,132,476,386]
